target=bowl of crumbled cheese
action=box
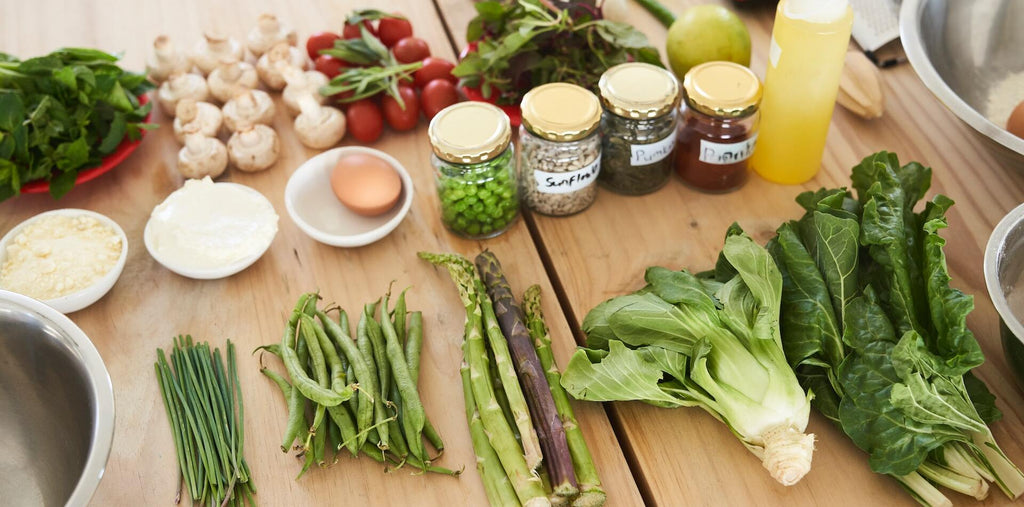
[0,209,128,314]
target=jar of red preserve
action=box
[675,61,762,193]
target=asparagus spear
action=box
[464,343,521,507]
[420,252,550,507]
[524,285,606,507]
[477,251,578,499]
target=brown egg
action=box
[1008,99,1024,139]
[330,153,402,217]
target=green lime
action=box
[666,5,752,82]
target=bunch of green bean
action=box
[155,336,255,506]
[258,291,458,477]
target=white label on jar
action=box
[630,130,677,166]
[534,155,602,194]
[698,134,758,165]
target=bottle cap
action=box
[598,62,680,119]
[683,61,762,118]
[428,102,512,164]
[521,83,602,142]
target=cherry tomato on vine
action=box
[314,55,347,78]
[346,99,384,143]
[306,32,341,60]
[377,16,413,48]
[382,86,420,131]
[392,37,430,64]
[413,57,457,89]
[342,19,376,39]
[421,80,458,120]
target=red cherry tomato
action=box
[420,79,459,121]
[314,55,347,78]
[346,99,384,143]
[306,32,341,60]
[342,20,376,39]
[413,57,457,89]
[392,37,431,64]
[377,16,413,48]
[382,86,420,131]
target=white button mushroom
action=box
[281,66,328,117]
[146,35,192,84]
[222,90,276,132]
[157,73,210,117]
[207,59,259,103]
[178,134,228,179]
[192,32,244,75]
[173,100,223,144]
[294,95,346,149]
[256,42,307,91]
[228,124,280,172]
[247,13,297,57]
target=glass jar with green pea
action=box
[428,102,519,239]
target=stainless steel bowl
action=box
[0,290,114,506]
[900,0,1024,160]
[985,203,1024,387]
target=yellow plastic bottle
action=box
[750,0,853,184]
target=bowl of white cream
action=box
[0,209,128,314]
[144,177,279,279]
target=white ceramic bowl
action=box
[144,182,278,280]
[285,146,414,247]
[0,209,128,314]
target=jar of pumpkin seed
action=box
[597,62,681,195]
[518,83,602,216]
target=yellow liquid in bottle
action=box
[750,0,853,184]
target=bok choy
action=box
[561,232,816,486]
[768,151,1024,506]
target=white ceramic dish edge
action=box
[284,146,414,248]
[0,208,128,314]
[143,181,278,280]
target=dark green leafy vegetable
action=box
[770,151,1024,505]
[0,47,154,201]
[454,0,662,105]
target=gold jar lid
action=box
[598,62,680,119]
[683,61,762,118]
[428,102,512,164]
[521,83,601,142]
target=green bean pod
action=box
[379,294,427,463]
[282,314,351,407]
[357,306,389,450]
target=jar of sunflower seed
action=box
[518,83,602,216]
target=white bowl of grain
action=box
[0,209,128,314]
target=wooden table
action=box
[2,0,1023,506]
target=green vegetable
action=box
[419,252,549,506]
[561,232,815,486]
[155,336,254,505]
[320,18,421,109]
[435,148,519,238]
[0,47,154,201]
[524,285,606,507]
[633,0,677,28]
[455,0,662,106]
[261,293,453,478]
[769,151,1024,505]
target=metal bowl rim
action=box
[984,203,1024,344]
[899,0,1024,157]
[0,289,115,506]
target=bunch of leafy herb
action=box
[0,48,154,201]
[454,0,662,105]
[768,151,1024,505]
[320,22,421,109]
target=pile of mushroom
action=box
[147,12,349,179]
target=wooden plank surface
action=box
[0,1,642,505]
[433,0,1024,505]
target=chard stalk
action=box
[895,472,953,507]
[969,430,1024,499]
[916,459,988,501]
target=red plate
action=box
[20,93,152,194]
[458,43,523,128]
